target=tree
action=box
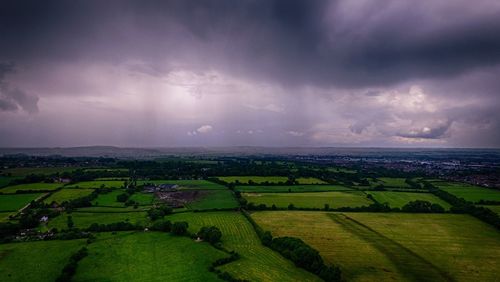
[172,221,189,235]
[67,216,74,229]
[116,193,129,202]
[198,226,222,244]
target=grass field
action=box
[0,211,15,222]
[243,191,373,209]
[137,179,227,190]
[236,185,352,193]
[129,192,155,205]
[367,191,452,209]
[0,239,86,281]
[74,232,225,281]
[47,211,149,230]
[0,183,61,193]
[187,189,239,210]
[480,205,500,215]
[253,211,500,282]
[218,176,289,184]
[0,193,43,211]
[0,176,20,188]
[44,189,95,204]
[166,212,320,281]
[377,178,412,188]
[295,177,328,184]
[1,167,79,177]
[74,206,151,213]
[66,180,126,189]
[91,190,126,207]
[432,182,500,203]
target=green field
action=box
[0,239,86,281]
[432,182,500,203]
[376,178,412,188]
[91,190,127,207]
[367,191,452,209]
[0,193,43,211]
[0,176,20,188]
[129,192,155,205]
[83,168,129,172]
[295,177,328,184]
[47,211,149,230]
[236,185,352,193]
[44,189,94,205]
[253,211,500,282]
[74,232,225,281]
[137,179,226,190]
[480,205,500,215]
[218,176,289,184]
[0,183,61,193]
[66,180,126,189]
[243,191,373,209]
[166,212,320,281]
[74,206,150,213]
[1,167,79,177]
[0,211,15,222]
[187,189,239,210]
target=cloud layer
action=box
[0,0,499,147]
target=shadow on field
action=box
[328,214,454,282]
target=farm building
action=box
[143,183,178,193]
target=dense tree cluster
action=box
[402,200,445,213]
[172,221,189,235]
[55,247,88,282]
[197,226,222,245]
[147,205,173,220]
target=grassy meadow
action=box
[137,179,227,190]
[167,211,321,281]
[367,191,452,209]
[44,189,95,205]
[243,191,373,209]
[432,182,500,203]
[295,177,328,184]
[0,193,43,211]
[65,181,125,189]
[74,232,225,282]
[47,211,149,230]
[0,239,86,281]
[236,185,352,193]
[0,183,62,193]
[187,189,238,210]
[252,211,500,282]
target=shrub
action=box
[172,221,189,235]
[198,226,222,244]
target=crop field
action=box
[218,176,289,184]
[187,189,239,210]
[65,180,126,189]
[295,177,328,184]
[74,232,226,281]
[91,190,126,207]
[243,191,373,209]
[137,179,226,190]
[367,191,452,209]
[166,211,321,281]
[0,183,62,193]
[236,185,353,193]
[432,182,500,203]
[0,239,86,281]
[0,167,79,177]
[253,211,500,282]
[47,211,148,230]
[0,193,43,211]
[44,189,94,205]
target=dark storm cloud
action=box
[2,0,500,88]
[0,62,38,113]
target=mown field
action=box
[44,189,95,205]
[243,191,373,209]
[74,232,226,282]
[65,180,126,189]
[166,211,321,281]
[0,239,86,281]
[137,179,226,190]
[0,183,62,193]
[295,177,328,184]
[236,185,352,193]
[252,211,500,282]
[91,190,127,207]
[367,191,452,209]
[432,181,500,203]
[218,176,289,184]
[47,211,149,230]
[0,193,43,211]
[187,189,239,210]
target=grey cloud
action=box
[0,63,39,113]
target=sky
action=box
[0,0,500,148]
